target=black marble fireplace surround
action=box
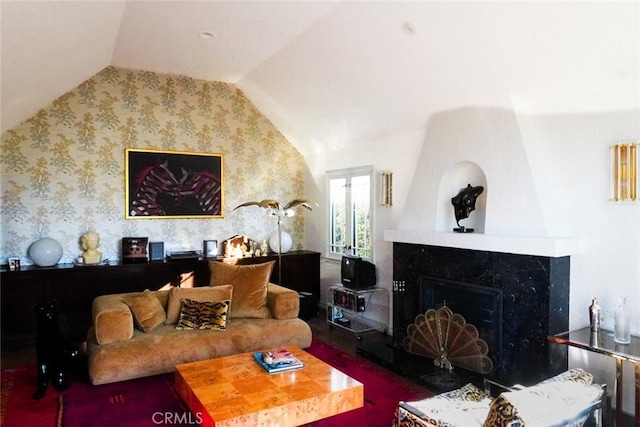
[357,242,570,390]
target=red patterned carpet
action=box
[1,339,430,427]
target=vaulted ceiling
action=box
[2,1,638,156]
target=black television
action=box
[341,255,376,289]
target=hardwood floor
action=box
[307,307,363,354]
[1,346,36,370]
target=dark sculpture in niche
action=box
[451,184,484,233]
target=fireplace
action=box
[357,242,570,390]
[418,275,503,370]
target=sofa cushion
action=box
[175,298,230,331]
[266,283,300,319]
[93,295,134,345]
[482,369,602,427]
[122,289,166,333]
[539,367,594,385]
[401,383,493,426]
[87,316,313,385]
[165,285,233,325]
[209,261,275,318]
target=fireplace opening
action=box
[418,275,503,372]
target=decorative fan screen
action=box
[403,305,493,374]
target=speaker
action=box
[149,241,164,262]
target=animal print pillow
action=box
[402,383,492,426]
[175,298,230,331]
[165,285,233,325]
[482,369,601,427]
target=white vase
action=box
[269,230,292,253]
[28,237,63,267]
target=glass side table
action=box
[548,327,639,426]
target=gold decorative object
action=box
[380,171,393,207]
[403,305,493,374]
[234,198,316,213]
[233,198,317,283]
[611,142,639,202]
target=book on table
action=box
[253,348,304,373]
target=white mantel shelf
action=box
[384,229,583,258]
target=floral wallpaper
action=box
[0,66,307,265]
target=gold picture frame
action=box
[125,148,224,219]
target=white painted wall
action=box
[304,129,424,331]
[520,110,640,415]
[303,3,640,416]
[307,107,640,416]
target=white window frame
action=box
[326,165,374,261]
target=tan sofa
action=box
[86,283,312,385]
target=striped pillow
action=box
[175,298,230,331]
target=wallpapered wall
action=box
[0,66,307,265]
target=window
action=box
[327,166,373,260]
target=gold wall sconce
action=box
[610,142,638,202]
[380,171,393,207]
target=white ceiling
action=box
[1,1,639,156]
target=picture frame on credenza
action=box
[203,240,219,258]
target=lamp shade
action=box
[269,230,292,254]
[28,237,63,267]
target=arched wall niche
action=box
[436,161,487,233]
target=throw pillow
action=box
[175,298,230,331]
[484,380,603,427]
[407,383,492,426]
[482,393,521,427]
[539,367,593,385]
[122,289,166,333]
[209,261,275,318]
[165,285,233,325]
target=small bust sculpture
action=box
[451,184,484,233]
[80,231,102,264]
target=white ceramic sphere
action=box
[269,230,293,253]
[28,237,63,267]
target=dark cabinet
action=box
[1,271,48,346]
[1,260,209,349]
[1,251,319,349]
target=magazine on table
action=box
[253,348,304,373]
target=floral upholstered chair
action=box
[393,369,605,427]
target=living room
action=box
[1,0,638,424]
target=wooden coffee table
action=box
[174,346,364,427]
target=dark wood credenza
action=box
[0,250,320,349]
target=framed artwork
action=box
[125,148,224,219]
[203,240,219,258]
